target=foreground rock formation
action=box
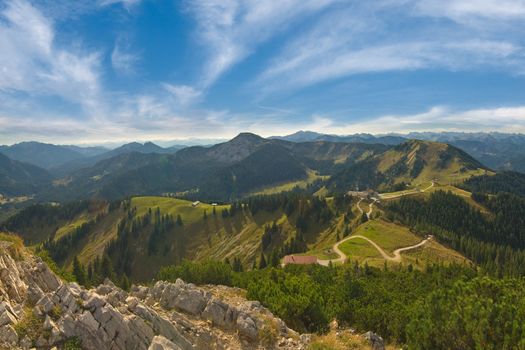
[0,240,307,349]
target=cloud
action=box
[98,0,142,9]
[0,0,101,112]
[2,100,525,145]
[111,40,139,75]
[296,106,525,135]
[162,84,202,107]
[254,1,525,94]
[184,0,339,88]
[415,0,525,21]
[259,40,521,91]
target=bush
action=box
[14,307,41,341]
[63,337,82,350]
[406,277,525,350]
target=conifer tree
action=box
[72,257,87,286]
[258,252,267,269]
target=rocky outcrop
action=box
[363,331,385,350]
[0,241,309,349]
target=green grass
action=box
[131,196,230,224]
[402,240,470,266]
[251,169,329,196]
[54,215,90,241]
[352,219,421,253]
[339,238,383,264]
[298,249,339,260]
[14,307,42,341]
[337,219,469,268]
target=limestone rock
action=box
[19,335,32,350]
[173,288,209,316]
[202,298,237,328]
[363,331,385,350]
[149,335,182,350]
[0,324,18,347]
[43,314,56,331]
[236,312,258,341]
[0,241,307,350]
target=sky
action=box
[0,0,525,145]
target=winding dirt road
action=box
[379,181,435,200]
[356,198,364,214]
[356,197,377,219]
[366,198,378,219]
[317,234,431,266]
[317,185,434,266]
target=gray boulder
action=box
[148,335,182,350]
[202,298,237,328]
[236,312,258,341]
[173,288,209,316]
[363,331,385,350]
[0,324,18,347]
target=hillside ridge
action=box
[0,237,311,349]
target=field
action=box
[348,219,421,252]
[403,240,470,266]
[131,196,230,224]
[338,219,469,268]
[379,182,492,215]
[54,214,91,241]
[250,169,329,196]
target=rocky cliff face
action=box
[0,240,308,349]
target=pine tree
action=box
[270,249,280,267]
[120,274,131,291]
[72,257,87,286]
[176,214,183,226]
[101,254,115,281]
[258,252,267,269]
[232,257,243,272]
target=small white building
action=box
[191,201,200,207]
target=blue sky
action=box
[0,0,525,145]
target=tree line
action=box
[157,259,525,349]
[385,190,525,276]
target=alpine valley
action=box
[1,132,525,349]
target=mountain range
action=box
[0,153,52,196]
[2,131,525,350]
[0,141,186,175]
[0,132,490,203]
[274,131,525,172]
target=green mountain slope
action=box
[0,141,86,169]
[0,153,52,196]
[328,139,489,192]
[46,133,389,201]
[3,188,476,283]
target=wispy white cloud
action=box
[259,40,521,91]
[98,0,142,9]
[296,106,525,135]
[2,101,525,144]
[111,39,139,75]
[1,0,525,145]
[0,0,101,112]
[162,84,202,107]
[255,1,525,94]
[415,0,525,21]
[184,0,339,88]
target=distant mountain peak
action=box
[230,132,265,142]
